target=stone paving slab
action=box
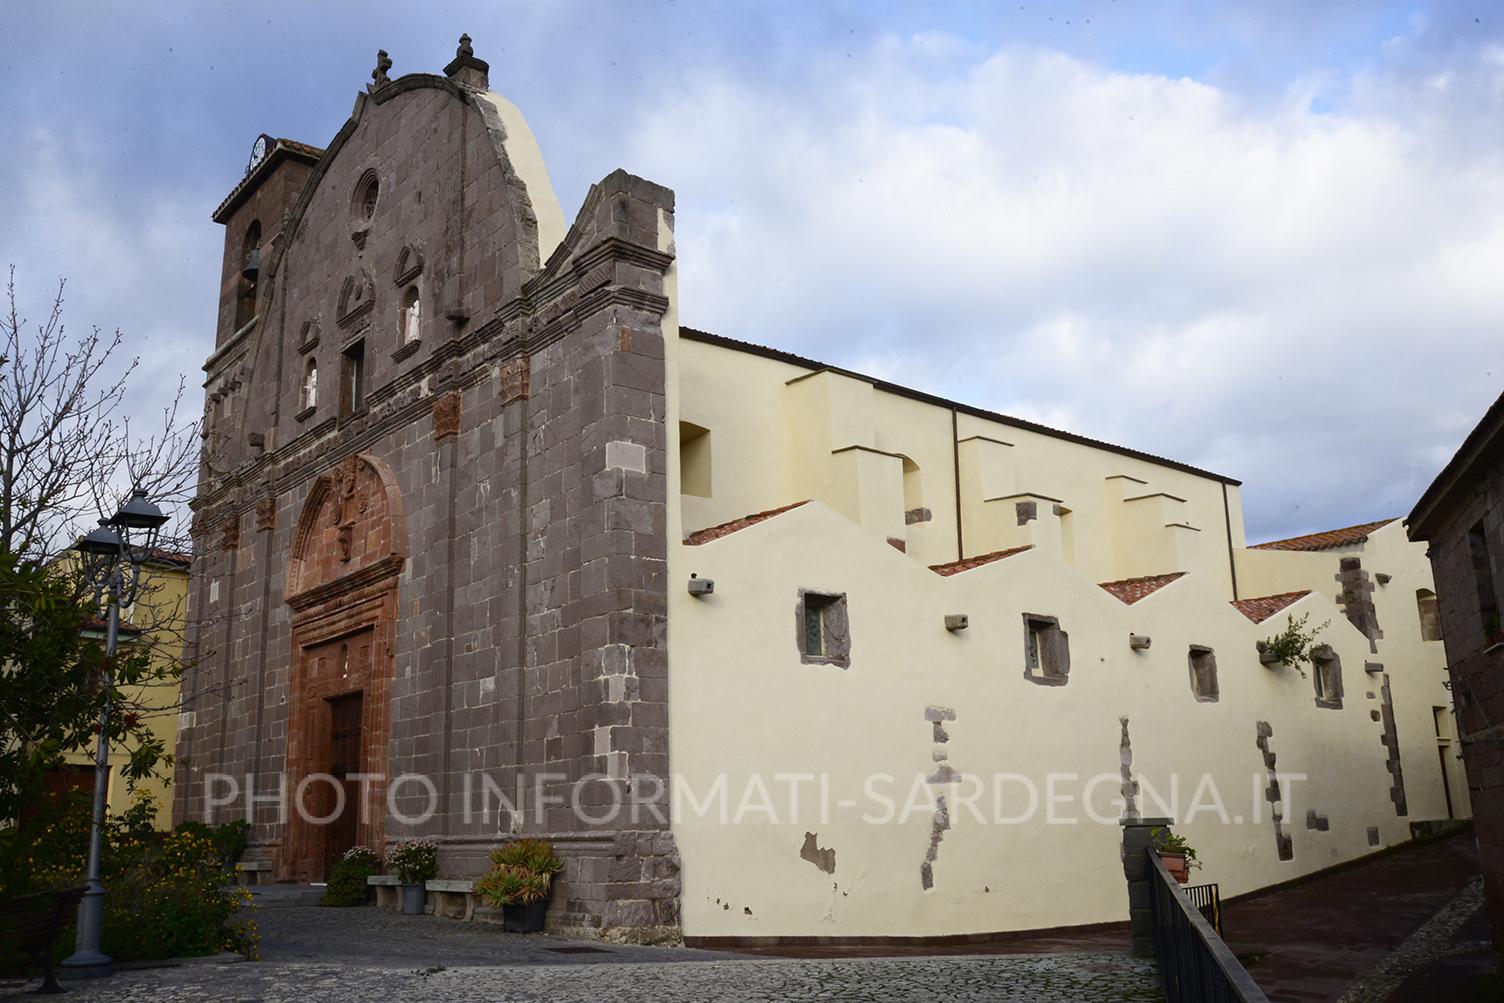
[3,953,1163,1002]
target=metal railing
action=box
[1183,881,1222,934]
[1148,849,1269,1002]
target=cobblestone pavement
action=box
[3,953,1162,1002]
[0,893,1161,1002]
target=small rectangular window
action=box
[1468,520,1500,646]
[680,421,712,498]
[341,340,366,416]
[797,590,849,667]
[1188,645,1219,703]
[1022,614,1069,686]
[1312,645,1344,710]
[1432,706,1449,739]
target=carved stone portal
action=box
[281,453,405,882]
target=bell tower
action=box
[210,134,322,349]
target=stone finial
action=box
[444,32,490,91]
[370,49,393,90]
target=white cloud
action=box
[615,34,1504,539]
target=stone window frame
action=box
[1311,644,1344,710]
[1187,644,1219,703]
[1022,613,1069,686]
[352,169,380,227]
[1415,588,1442,642]
[1467,519,1500,647]
[340,339,367,418]
[796,588,850,668]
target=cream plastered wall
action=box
[667,502,1458,937]
[675,336,1243,591]
[1235,522,1468,820]
[61,559,189,828]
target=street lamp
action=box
[61,487,169,981]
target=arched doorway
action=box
[280,453,406,881]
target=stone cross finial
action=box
[457,34,473,59]
[371,49,393,88]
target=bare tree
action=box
[0,265,199,563]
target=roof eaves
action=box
[679,327,1241,486]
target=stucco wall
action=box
[668,502,1461,937]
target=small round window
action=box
[352,170,379,225]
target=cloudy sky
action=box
[3,1,1501,542]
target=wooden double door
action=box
[323,690,364,876]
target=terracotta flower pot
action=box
[1159,851,1190,885]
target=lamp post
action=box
[61,488,169,981]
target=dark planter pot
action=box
[502,899,548,933]
[401,883,426,915]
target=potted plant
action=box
[1151,827,1199,885]
[1257,613,1330,678]
[386,838,438,915]
[324,845,381,907]
[475,838,561,933]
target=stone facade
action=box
[1408,388,1504,972]
[176,42,679,936]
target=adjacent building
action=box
[1407,388,1504,971]
[176,38,1466,941]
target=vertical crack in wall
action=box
[1378,674,1409,816]
[1119,716,1139,821]
[1256,721,1294,861]
[922,705,958,889]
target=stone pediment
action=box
[286,452,406,609]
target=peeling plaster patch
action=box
[920,794,951,891]
[1016,500,1037,525]
[799,832,836,874]
[1256,721,1294,862]
[926,705,955,743]
[604,439,646,473]
[1119,717,1139,821]
[905,507,933,525]
[1379,674,1409,816]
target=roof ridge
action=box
[684,500,809,545]
[1251,518,1396,552]
[929,545,1033,577]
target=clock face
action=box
[248,135,269,173]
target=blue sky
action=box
[4,2,1502,541]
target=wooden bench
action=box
[234,860,271,886]
[0,886,87,994]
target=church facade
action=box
[177,38,1465,941]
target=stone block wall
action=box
[1421,463,1504,968]
[177,66,679,937]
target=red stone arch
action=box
[281,453,405,881]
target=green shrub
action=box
[0,793,258,969]
[323,846,381,907]
[174,818,251,868]
[475,839,560,907]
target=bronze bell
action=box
[242,247,260,281]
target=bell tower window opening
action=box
[235,219,262,331]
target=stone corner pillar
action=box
[1121,815,1173,959]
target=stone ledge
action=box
[366,875,401,886]
[425,879,475,893]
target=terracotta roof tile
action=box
[1099,572,1186,604]
[1230,590,1311,623]
[929,545,1033,577]
[684,501,809,545]
[1251,519,1395,552]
